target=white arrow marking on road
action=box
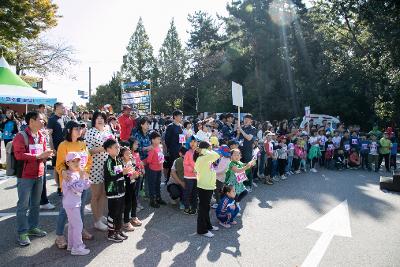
[302,200,352,267]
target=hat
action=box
[66,152,81,162]
[217,145,231,157]
[188,135,200,143]
[122,105,132,111]
[267,132,276,136]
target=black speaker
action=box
[380,176,400,192]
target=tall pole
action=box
[88,67,92,102]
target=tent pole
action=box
[25,104,28,114]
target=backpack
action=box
[9,131,29,178]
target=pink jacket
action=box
[294,145,306,159]
[183,149,196,179]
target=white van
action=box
[300,114,340,129]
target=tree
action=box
[0,0,59,43]
[121,17,155,85]
[87,74,122,112]
[154,19,187,113]
[10,37,75,76]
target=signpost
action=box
[232,81,243,122]
[121,81,151,115]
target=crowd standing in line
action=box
[6,103,398,255]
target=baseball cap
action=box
[66,152,81,162]
[217,145,231,157]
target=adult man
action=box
[47,102,66,193]
[80,111,92,129]
[221,113,235,141]
[165,110,184,181]
[36,105,55,210]
[118,105,135,145]
[14,111,53,246]
[237,113,257,190]
[216,113,226,131]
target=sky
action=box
[42,0,230,107]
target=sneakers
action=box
[183,208,197,215]
[130,217,142,227]
[137,203,144,210]
[17,233,31,246]
[201,231,214,238]
[211,203,218,209]
[40,203,55,210]
[272,176,280,182]
[108,232,124,243]
[252,182,258,188]
[280,175,287,180]
[179,203,185,210]
[117,231,128,240]
[170,199,178,205]
[265,179,274,185]
[211,226,219,231]
[219,221,231,228]
[55,235,67,249]
[295,170,301,174]
[123,222,135,232]
[157,198,167,205]
[28,228,47,237]
[310,168,318,173]
[94,220,108,232]
[71,247,90,256]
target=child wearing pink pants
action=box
[62,152,91,256]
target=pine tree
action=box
[155,19,187,113]
[121,17,155,84]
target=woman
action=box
[85,111,113,231]
[1,110,18,146]
[55,120,93,248]
[132,117,151,204]
[194,141,221,238]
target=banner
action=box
[122,89,151,115]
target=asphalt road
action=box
[0,166,399,267]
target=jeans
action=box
[147,168,161,198]
[285,156,293,173]
[56,189,88,236]
[183,178,198,210]
[167,184,184,200]
[197,188,213,235]
[217,206,240,223]
[16,176,44,235]
[272,160,278,177]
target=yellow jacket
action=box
[56,140,93,186]
[195,149,220,190]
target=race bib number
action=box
[157,151,165,164]
[179,134,186,144]
[328,144,334,150]
[344,144,350,151]
[361,144,368,150]
[114,165,123,174]
[29,144,43,155]
[352,139,358,145]
[370,143,377,152]
[235,172,248,183]
[80,152,88,169]
[288,143,294,150]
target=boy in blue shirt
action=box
[360,133,371,170]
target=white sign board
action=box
[232,81,243,107]
[305,106,311,118]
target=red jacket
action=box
[118,114,134,142]
[144,146,164,171]
[13,127,47,179]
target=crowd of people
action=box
[6,103,398,256]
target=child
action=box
[369,134,379,172]
[131,139,145,212]
[318,129,327,167]
[348,149,361,169]
[62,152,91,255]
[263,132,275,184]
[210,129,220,149]
[360,134,371,170]
[350,131,360,152]
[183,135,200,215]
[334,149,346,170]
[103,138,132,242]
[325,135,335,169]
[228,140,240,150]
[144,131,167,208]
[194,141,221,238]
[286,138,295,175]
[308,131,321,173]
[213,145,231,208]
[168,147,187,209]
[225,149,255,205]
[120,146,142,232]
[340,131,351,165]
[277,136,288,180]
[216,185,240,228]
[332,130,342,150]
